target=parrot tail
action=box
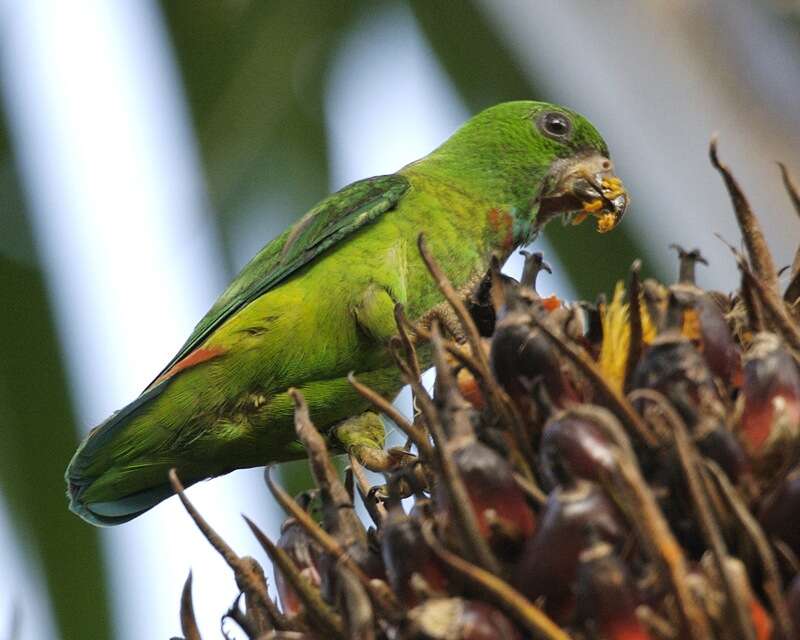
[65,380,176,526]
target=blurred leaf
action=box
[0,140,110,639]
[161,1,362,274]
[408,0,660,296]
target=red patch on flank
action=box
[487,207,502,229]
[502,228,515,252]
[151,345,226,387]
[487,208,514,251]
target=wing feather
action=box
[150,174,410,385]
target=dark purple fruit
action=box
[435,440,536,558]
[490,314,577,410]
[539,406,621,489]
[512,479,625,622]
[738,333,800,463]
[631,330,723,428]
[274,518,322,617]
[575,539,652,639]
[381,502,447,607]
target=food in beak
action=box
[538,154,629,233]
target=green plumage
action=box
[67,101,627,525]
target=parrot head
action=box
[423,100,628,242]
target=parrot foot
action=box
[367,459,428,501]
[334,411,415,473]
[349,445,416,473]
[416,305,467,343]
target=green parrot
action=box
[66,101,628,525]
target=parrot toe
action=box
[351,445,417,473]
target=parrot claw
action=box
[367,458,428,502]
[416,307,469,344]
[349,445,417,474]
[334,411,418,473]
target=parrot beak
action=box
[537,151,629,233]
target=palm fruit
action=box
[538,406,625,489]
[274,515,323,617]
[738,333,800,471]
[167,148,800,640]
[574,538,653,640]
[381,500,447,607]
[435,440,537,560]
[512,479,625,622]
[663,246,741,386]
[489,254,578,417]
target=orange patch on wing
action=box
[152,345,227,387]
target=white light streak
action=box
[0,1,276,638]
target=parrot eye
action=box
[538,111,572,140]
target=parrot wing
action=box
[151,174,410,386]
[67,174,411,502]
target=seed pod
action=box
[512,479,625,622]
[315,523,387,606]
[575,539,652,640]
[435,440,536,559]
[758,466,800,558]
[539,406,623,490]
[630,330,724,428]
[665,278,742,382]
[694,421,751,484]
[381,502,447,607]
[402,598,521,640]
[274,517,323,617]
[695,293,742,386]
[490,311,577,411]
[738,333,800,466]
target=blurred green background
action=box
[1,1,798,638]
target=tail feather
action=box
[67,380,170,478]
[65,379,175,526]
[67,481,174,526]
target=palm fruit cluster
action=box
[170,142,800,640]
